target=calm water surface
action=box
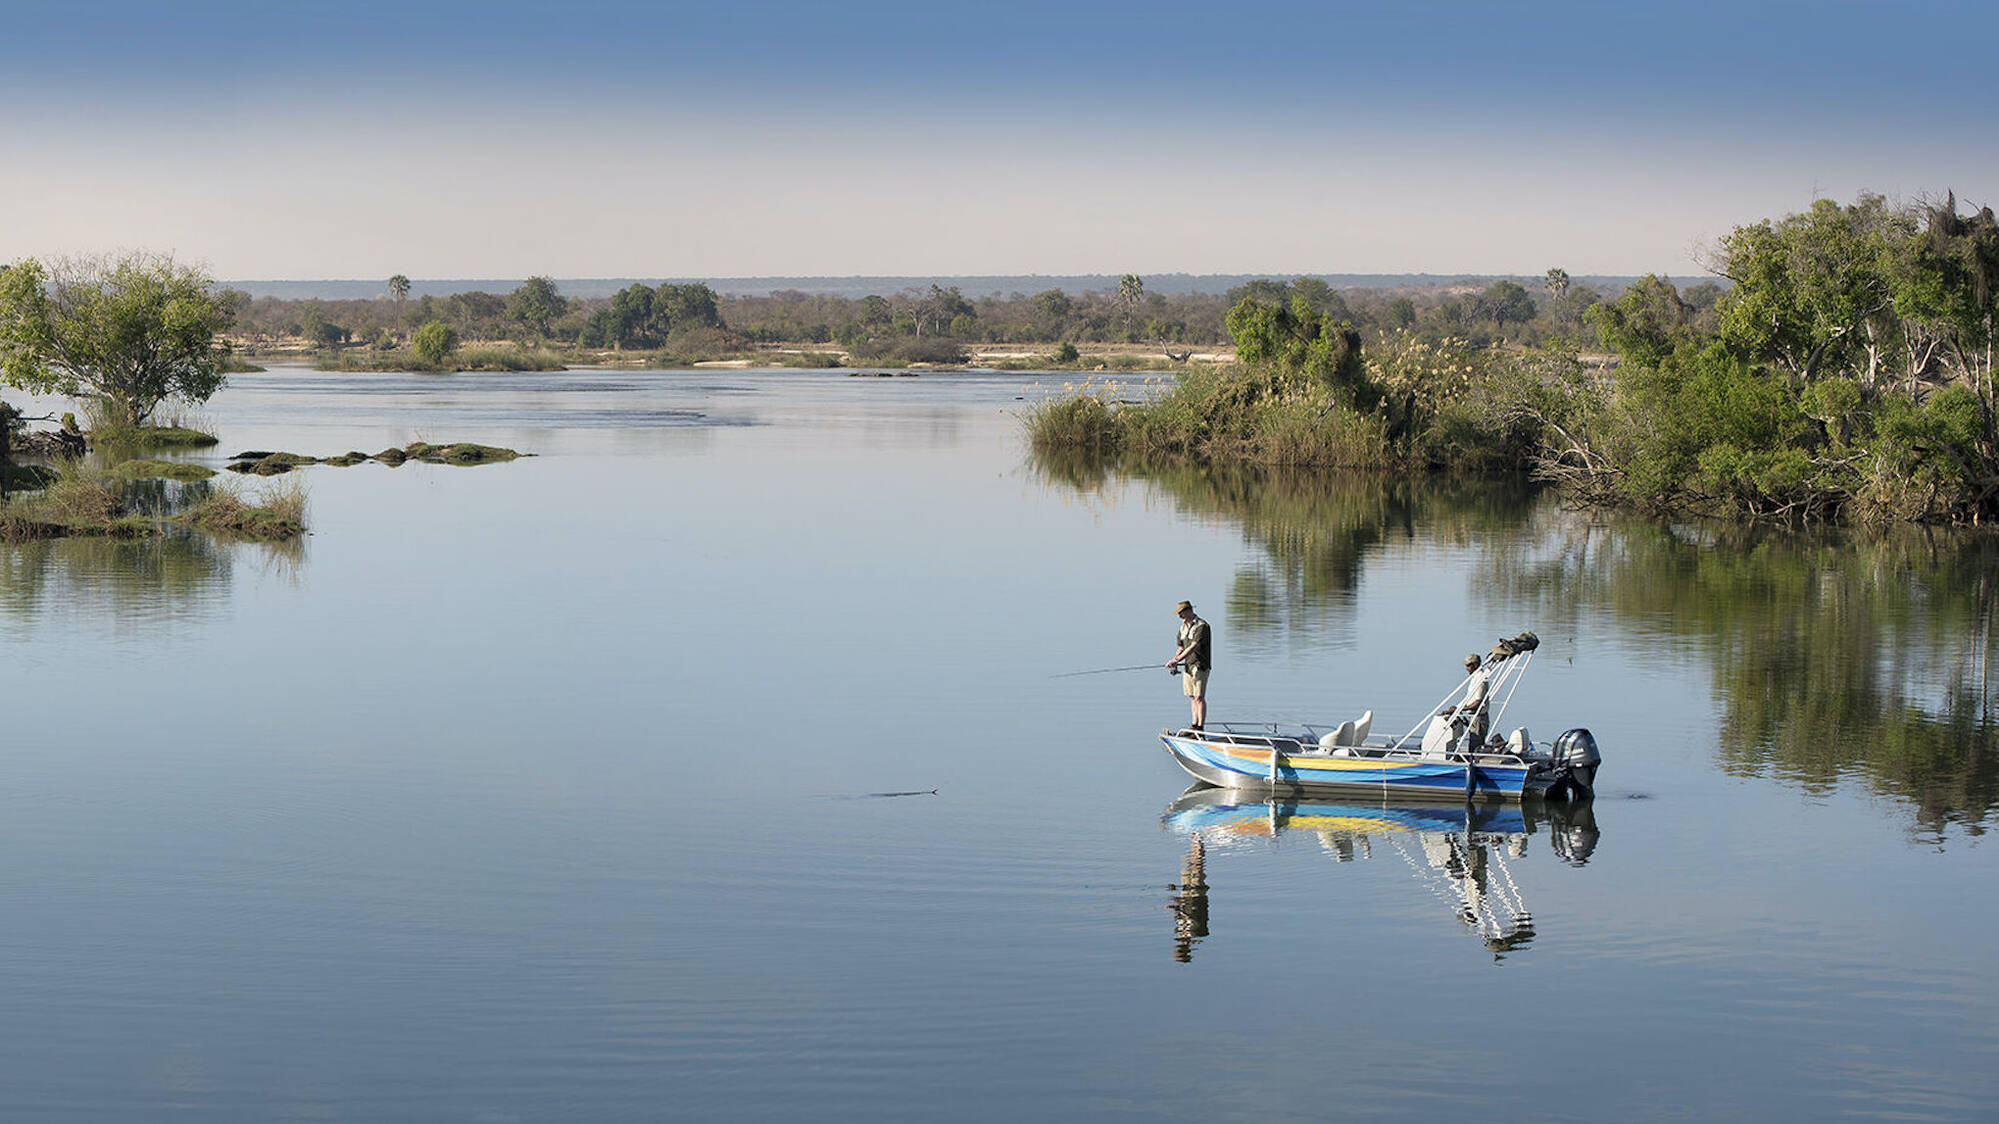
[3,366,1996,1120]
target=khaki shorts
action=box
[1182,668,1209,698]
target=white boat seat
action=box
[1420,715,1458,759]
[1507,727,1531,756]
[1352,710,1372,743]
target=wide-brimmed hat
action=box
[1174,600,1194,615]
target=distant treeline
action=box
[226,272,1639,365]
[225,273,1676,303]
[1031,193,1999,526]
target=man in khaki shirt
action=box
[1167,600,1211,730]
[1446,653,1491,745]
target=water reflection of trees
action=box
[1033,449,1536,642]
[0,530,301,629]
[1035,448,1999,839]
[1483,521,1999,840]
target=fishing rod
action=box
[1050,663,1179,679]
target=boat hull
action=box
[1161,732,1532,799]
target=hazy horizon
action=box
[5,0,1994,279]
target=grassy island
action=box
[0,465,304,542]
[90,424,220,449]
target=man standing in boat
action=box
[1446,653,1491,745]
[1167,600,1211,730]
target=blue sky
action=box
[4,0,1994,279]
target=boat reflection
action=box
[1161,786,1599,962]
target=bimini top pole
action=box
[1486,648,1534,733]
[1390,668,1481,752]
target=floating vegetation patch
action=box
[108,459,217,481]
[91,425,221,449]
[226,441,529,474]
[178,479,307,540]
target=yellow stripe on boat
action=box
[1213,745,1422,773]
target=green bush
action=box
[412,320,459,366]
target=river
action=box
[2,366,1995,1120]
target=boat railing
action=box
[1176,723,1538,770]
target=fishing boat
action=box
[1159,631,1600,801]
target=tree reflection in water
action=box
[1035,446,1999,841]
[0,529,302,630]
[1033,448,1535,646]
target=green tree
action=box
[917,285,972,337]
[388,274,411,303]
[505,276,567,339]
[0,252,234,426]
[411,320,459,366]
[1033,288,1072,322]
[1117,274,1145,340]
[1889,194,1999,400]
[1225,296,1371,406]
[1471,280,1536,333]
[1587,274,1698,367]
[601,283,657,348]
[1225,279,1291,306]
[1290,277,1353,322]
[1711,195,1902,382]
[310,320,349,348]
[655,282,723,335]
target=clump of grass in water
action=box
[109,459,217,481]
[0,460,308,541]
[401,441,520,464]
[179,477,307,539]
[81,400,222,449]
[0,461,147,539]
[453,346,566,372]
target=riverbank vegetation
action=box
[226,275,1259,371]
[1030,193,1999,526]
[223,267,1607,374]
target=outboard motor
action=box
[1543,801,1601,866]
[1551,728,1601,797]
